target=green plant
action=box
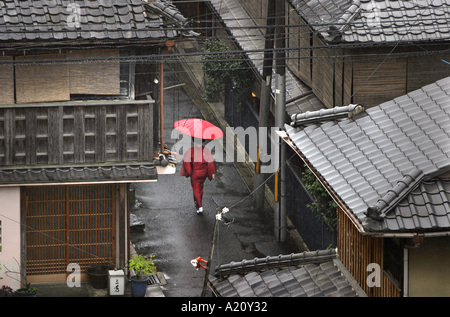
[202,39,253,105]
[302,166,338,230]
[3,258,38,295]
[16,285,38,294]
[128,254,157,279]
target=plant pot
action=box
[87,265,112,289]
[15,289,37,297]
[129,275,149,297]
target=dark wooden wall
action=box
[0,101,155,167]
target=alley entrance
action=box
[24,184,115,283]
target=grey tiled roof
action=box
[208,0,325,114]
[292,0,450,43]
[0,164,157,186]
[0,0,196,43]
[386,179,450,231]
[285,76,450,233]
[209,249,366,297]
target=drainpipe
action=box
[403,248,409,297]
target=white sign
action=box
[108,270,125,296]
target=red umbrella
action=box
[174,118,224,140]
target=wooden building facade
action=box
[0,0,196,286]
[337,210,401,297]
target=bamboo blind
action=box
[352,58,407,108]
[25,185,115,278]
[287,8,302,80]
[333,51,344,106]
[0,56,14,105]
[312,36,336,108]
[15,54,70,104]
[67,49,120,95]
[337,209,400,297]
[407,53,450,91]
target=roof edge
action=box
[214,249,337,277]
[290,104,365,127]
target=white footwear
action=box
[197,207,203,214]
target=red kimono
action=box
[180,145,216,208]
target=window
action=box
[383,238,403,290]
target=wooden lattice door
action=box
[25,184,116,282]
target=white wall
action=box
[0,187,22,289]
[408,236,450,297]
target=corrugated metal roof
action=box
[285,76,450,233]
[292,0,450,43]
[0,0,197,43]
[209,249,366,297]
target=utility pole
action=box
[253,0,276,209]
[274,0,286,242]
[201,207,221,297]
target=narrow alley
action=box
[129,63,300,297]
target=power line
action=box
[1,14,449,32]
[0,43,447,68]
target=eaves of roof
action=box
[284,76,450,235]
[0,0,198,45]
[0,163,157,187]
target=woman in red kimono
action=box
[180,138,216,214]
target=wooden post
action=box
[253,0,276,209]
[201,207,221,297]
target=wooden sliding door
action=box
[24,184,116,282]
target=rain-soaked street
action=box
[129,64,300,297]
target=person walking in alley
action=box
[180,138,216,214]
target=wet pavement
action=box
[130,160,299,297]
[128,62,301,297]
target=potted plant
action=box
[15,284,38,297]
[3,259,38,297]
[128,254,157,297]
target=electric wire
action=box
[0,0,449,273]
